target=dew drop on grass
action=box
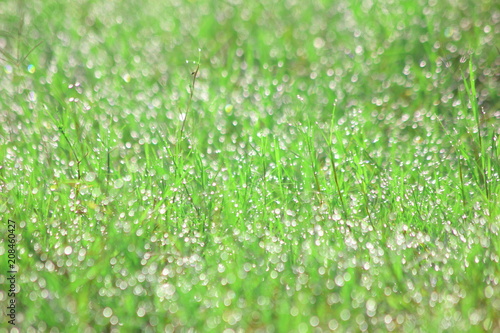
[85,172,96,182]
[328,319,339,330]
[137,307,146,317]
[366,299,377,313]
[340,309,351,321]
[45,261,55,272]
[64,246,73,255]
[114,179,124,189]
[484,286,494,298]
[103,307,113,318]
[310,316,320,327]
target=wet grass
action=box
[0,0,499,332]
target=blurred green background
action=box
[0,0,499,332]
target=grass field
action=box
[1,0,499,331]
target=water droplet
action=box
[85,172,96,182]
[328,319,339,330]
[366,298,377,312]
[103,307,113,318]
[340,309,351,321]
[484,285,494,298]
[64,246,73,255]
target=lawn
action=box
[0,0,499,331]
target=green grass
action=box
[0,0,499,331]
